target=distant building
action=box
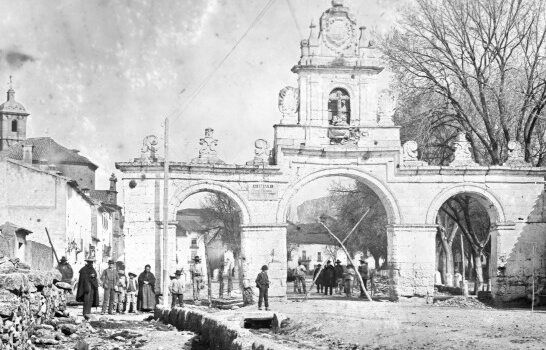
[0,157,95,270]
[0,84,123,271]
[287,222,347,271]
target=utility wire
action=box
[285,0,303,39]
[169,0,278,124]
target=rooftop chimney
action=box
[22,144,33,164]
[109,173,117,192]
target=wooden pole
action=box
[44,227,60,264]
[162,117,170,307]
[531,243,535,312]
[319,221,373,302]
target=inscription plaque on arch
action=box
[249,183,278,201]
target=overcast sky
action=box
[0,0,403,189]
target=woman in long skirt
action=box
[137,264,156,311]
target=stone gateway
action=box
[116,0,546,302]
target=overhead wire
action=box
[285,0,303,39]
[168,0,278,124]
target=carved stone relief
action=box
[449,133,478,167]
[503,141,528,167]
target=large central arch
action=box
[276,167,402,225]
[169,181,251,225]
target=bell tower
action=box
[274,0,400,163]
[0,77,29,151]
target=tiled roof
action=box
[287,222,336,245]
[176,208,223,232]
[0,222,32,235]
[6,137,97,169]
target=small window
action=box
[190,238,198,248]
[11,120,17,132]
[317,252,322,262]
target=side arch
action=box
[170,181,251,225]
[276,167,402,224]
[425,184,506,225]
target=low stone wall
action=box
[155,306,297,350]
[0,259,66,349]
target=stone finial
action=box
[278,86,299,124]
[139,135,158,163]
[246,139,270,166]
[377,90,395,126]
[503,141,528,167]
[400,141,428,167]
[308,20,319,47]
[191,128,225,164]
[359,26,369,48]
[449,132,478,167]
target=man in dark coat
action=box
[255,265,270,310]
[76,254,99,319]
[334,260,344,294]
[322,260,336,296]
[358,260,370,297]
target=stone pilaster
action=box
[241,224,287,298]
[387,224,436,299]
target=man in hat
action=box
[126,272,138,313]
[190,256,204,302]
[100,259,119,315]
[255,265,270,311]
[57,256,73,284]
[323,260,336,296]
[169,269,186,308]
[334,259,344,294]
[76,253,99,319]
[358,259,370,298]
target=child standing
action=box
[114,270,127,313]
[126,272,138,313]
[255,265,270,311]
[169,269,186,308]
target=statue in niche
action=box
[328,88,350,126]
[449,132,478,167]
[278,87,299,123]
[328,88,353,144]
[504,140,528,167]
[191,128,225,164]
[246,139,270,165]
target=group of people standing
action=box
[295,259,371,298]
[76,254,157,319]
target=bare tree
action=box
[330,182,388,269]
[436,211,459,286]
[383,0,546,164]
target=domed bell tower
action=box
[0,78,29,151]
[273,0,400,164]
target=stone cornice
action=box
[115,161,282,175]
[395,164,546,177]
[291,64,384,74]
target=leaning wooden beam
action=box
[319,221,373,302]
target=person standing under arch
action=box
[137,264,156,311]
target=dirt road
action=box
[265,296,546,349]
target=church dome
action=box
[0,88,29,115]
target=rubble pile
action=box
[432,296,491,309]
[0,257,67,349]
[371,274,390,297]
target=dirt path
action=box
[264,296,546,349]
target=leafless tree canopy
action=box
[384,0,546,165]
